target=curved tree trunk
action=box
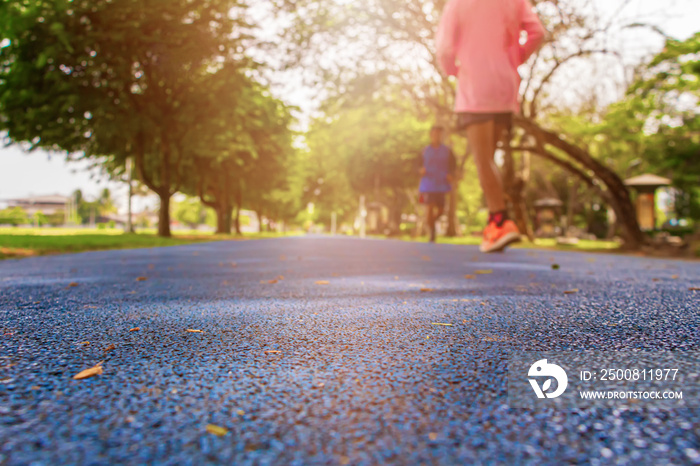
[514,116,646,249]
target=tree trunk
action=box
[255,210,263,233]
[515,116,647,249]
[215,204,232,234]
[234,207,242,235]
[158,190,171,238]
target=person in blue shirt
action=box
[419,125,456,242]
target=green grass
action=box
[396,234,622,252]
[0,227,299,259]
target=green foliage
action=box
[0,207,30,226]
[603,33,700,222]
[303,91,429,231]
[173,196,215,229]
[73,188,117,224]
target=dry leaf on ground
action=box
[129,327,140,332]
[73,363,103,380]
[475,270,492,275]
[420,288,434,292]
[690,287,700,291]
[186,329,203,333]
[136,277,148,282]
[564,289,579,294]
[265,350,281,353]
[103,344,115,352]
[551,264,561,270]
[464,274,476,279]
[431,323,453,327]
[205,424,228,437]
[67,282,79,288]
[315,280,330,285]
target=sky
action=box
[0,0,698,213]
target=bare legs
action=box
[426,203,445,242]
[466,120,507,213]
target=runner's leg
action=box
[467,120,505,213]
[426,202,436,242]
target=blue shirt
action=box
[419,144,455,193]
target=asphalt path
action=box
[1,236,699,465]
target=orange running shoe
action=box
[480,220,521,253]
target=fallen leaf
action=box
[265,279,278,284]
[230,262,237,268]
[31,385,40,390]
[475,270,492,275]
[236,409,245,416]
[129,327,140,332]
[420,288,434,292]
[277,275,285,280]
[429,433,438,441]
[205,424,228,437]
[464,274,476,279]
[564,289,579,294]
[78,341,90,346]
[265,350,281,353]
[73,363,103,380]
[136,277,148,282]
[103,344,115,352]
[315,280,330,285]
[186,329,203,333]
[689,287,700,291]
[67,282,79,288]
[652,278,661,282]
[551,264,560,270]
[671,275,679,279]
[431,323,453,327]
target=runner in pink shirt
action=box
[436,0,545,252]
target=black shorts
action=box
[423,192,446,208]
[457,112,513,131]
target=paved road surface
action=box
[1,237,699,464]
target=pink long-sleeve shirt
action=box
[436,0,545,113]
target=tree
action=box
[183,68,296,234]
[0,207,29,226]
[1,0,253,237]
[304,90,428,234]
[173,196,214,230]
